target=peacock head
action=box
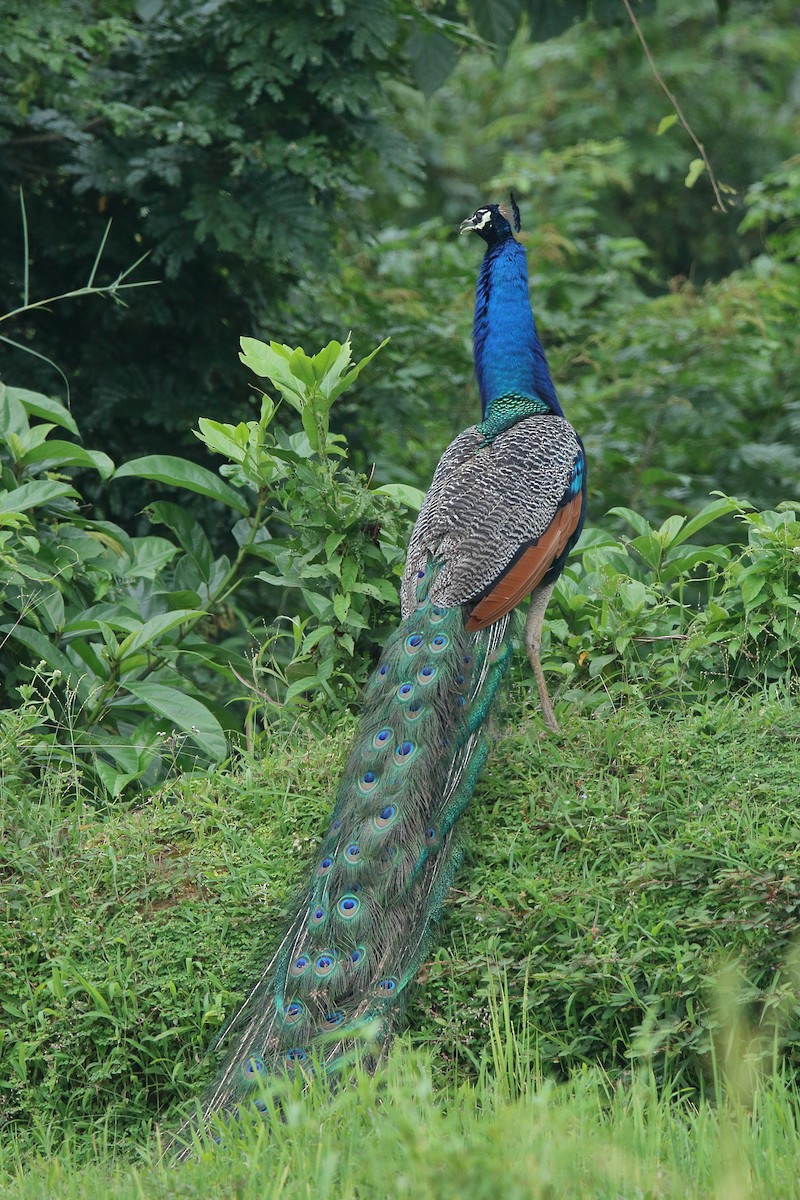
[459,196,521,245]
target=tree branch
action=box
[621,0,730,213]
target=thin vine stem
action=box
[621,0,730,212]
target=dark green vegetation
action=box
[1,2,797,510]
[2,0,800,1192]
[0,0,412,469]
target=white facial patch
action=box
[472,209,493,230]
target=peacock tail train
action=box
[199,563,513,1118]
[182,197,586,1141]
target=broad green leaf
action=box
[95,759,144,798]
[5,387,79,435]
[125,536,179,579]
[607,507,653,536]
[311,340,345,380]
[0,390,29,441]
[18,422,56,452]
[316,339,355,402]
[61,617,108,637]
[147,501,213,579]
[340,556,359,594]
[195,418,248,463]
[324,338,390,404]
[301,624,336,652]
[573,525,618,552]
[239,338,305,409]
[740,574,766,608]
[118,609,199,660]
[469,0,524,58]
[660,546,729,582]
[629,532,661,568]
[406,27,460,97]
[285,675,320,703]
[288,346,316,389]
[123,681,227,760]
[115,455,248,514]
[22,441,115,480]
[63,639,107,679]
[656,515,686,547]
[38,588,65,633]
[619,580,648,612]
[0,479,77,514]
[300,404,322,453]
[255,570,289,587]
[370,578,398,603]
[588,653,618,678]
[375,483,426,511]
[325,532,344,559]
[86,520,133,559]
[669,496,743,547]
[333,592,351,623]
[300,589,334,620]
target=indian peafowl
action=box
[193,197,586,1126]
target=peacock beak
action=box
[459,217,477,235]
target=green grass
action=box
[3,1051,800,1199]
[2,692,800,1193]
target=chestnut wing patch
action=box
[465,491,584,631]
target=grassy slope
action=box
[2,693,800,1195]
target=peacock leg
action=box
[525,582,558,733]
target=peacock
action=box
[191,197,586,1130]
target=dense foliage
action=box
[0,0,413,474]
[306,3,800,521]
[0,341,416,795]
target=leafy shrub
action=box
[0,338,415,797]
[0,381,245,795]
[544,496,800,710]
[207,336,420,710]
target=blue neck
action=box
[473,237,562,419]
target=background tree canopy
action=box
[2,0,796,517]
[0,0,414,481]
